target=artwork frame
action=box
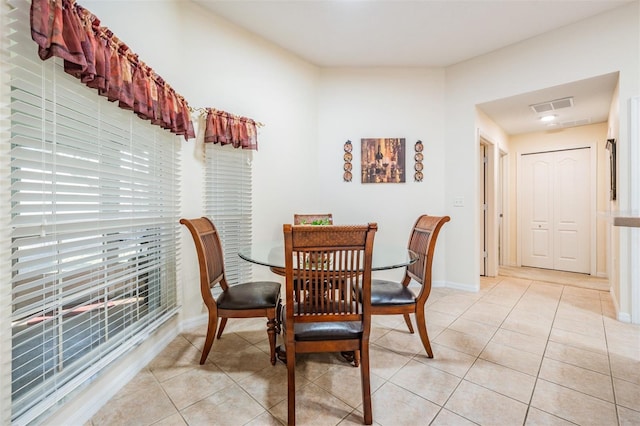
[360,138,406,183]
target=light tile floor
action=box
[90,273,640,425]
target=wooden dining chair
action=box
[282,223,377,425]
[293,213,333,225]
[364,215,449,358]
[180,217,282,365]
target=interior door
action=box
[521,148,590,273]
[521,153,554,269]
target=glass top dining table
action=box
[238,241,418,271]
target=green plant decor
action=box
[301,218,331,225]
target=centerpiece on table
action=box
[299,218,331,226]
[300,218,332,268]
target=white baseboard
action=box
[433,280,479,292]
[180,312,209,332]
[618,312,632,323]
[608,285,632,323]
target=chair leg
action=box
[216,318,228,339]
[286,342,296,426]
[353,350,360,367]
[403,313,414,333]
[267,317,277,365]
[360,343,373,425]
[200,312,219,365]
[414,307,433,358]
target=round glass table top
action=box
[238,242,418,271]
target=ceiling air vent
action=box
[530,97,574,114]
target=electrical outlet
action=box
[453,197,464,207]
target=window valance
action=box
[201,108,259,150]
[30,0,196,139]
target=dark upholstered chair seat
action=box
[217,282,281,310]
[295,322,363,341]
[369,280,415,306]
[280,304,363,341]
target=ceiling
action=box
[193,0,629,135]
[478,72,619,135]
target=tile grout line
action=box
[522,281,567,425]
[427,275,534,425]
[601,294,621,426]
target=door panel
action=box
[532,229,551,258]
[553,149,590,273]
[522,154,553,269]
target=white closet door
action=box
[521,148,590,273]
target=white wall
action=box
[316,68,450,283]
[445,2,639,299]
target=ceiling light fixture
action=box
[539,114,557,122]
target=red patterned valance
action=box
[202,108,259,150]
[30,0,195,140]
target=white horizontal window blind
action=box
[5,0,180,423]
[204,144,253,286]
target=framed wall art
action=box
[360,138,405,183]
